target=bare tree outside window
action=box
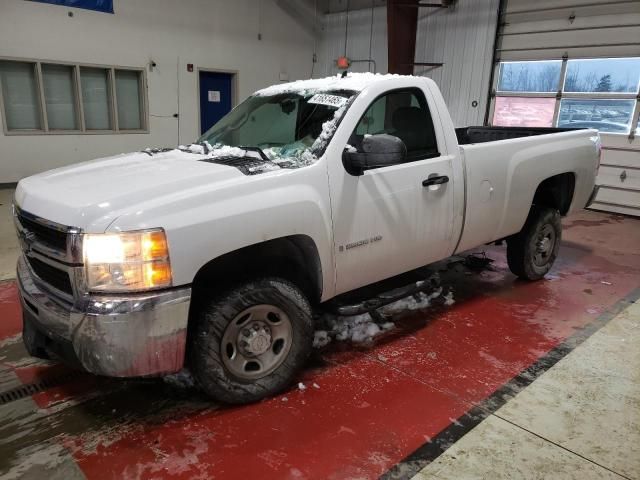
[498,61,561,92]
[564,58,640,93]
[495,57,640,134]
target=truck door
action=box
[328,87,456,295]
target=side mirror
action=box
[342,134,407,176]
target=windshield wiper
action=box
[239,146,270,162]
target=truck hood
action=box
[15,149,244,232]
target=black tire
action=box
[189,277,313,404]
[507,206,561,281]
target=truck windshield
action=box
[197,89,357,166]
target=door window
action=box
[350,88,439,163]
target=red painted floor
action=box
[1,211,639,479]
[0,281,21,341]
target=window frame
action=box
[0,56,148,136]
[349,87,441,168]
[488,56,640,137]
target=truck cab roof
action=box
[255,72,418,97]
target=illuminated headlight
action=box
[83,229,172,292]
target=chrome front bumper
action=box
[17,256,191,377]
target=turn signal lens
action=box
[84,229,172,292]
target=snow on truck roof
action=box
[255,72,409,96]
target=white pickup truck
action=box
[14,73,600,403]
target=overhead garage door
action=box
[488,0,640,216]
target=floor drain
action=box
[0,370,85,405]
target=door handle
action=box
[422,175,449,187]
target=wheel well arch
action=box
[190,234,323,306]
[531,172,575,216]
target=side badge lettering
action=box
[339,235,382,252]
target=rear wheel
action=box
[507,207,561,281]
[189,277,313,404]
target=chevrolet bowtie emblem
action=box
[20,230,36,243]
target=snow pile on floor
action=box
[443,290,455,306]
[313,286,456,348]
[313,330,332,348]
[379,287,443,315]
[319,313,395,345]
[313,312,393,347]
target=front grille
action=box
[18,213,68,251]
[27,256,73,295]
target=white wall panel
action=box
[414,0,500,127]
[318,1,499,128]
[316,6,387,77]
[0,0,316,182]
[502,12,640,35]
[499,0,640,60]
[497,0,640,216]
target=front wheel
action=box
[507,207,561,281]
[189,277,313,404]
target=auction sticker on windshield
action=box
[308,94,348,108]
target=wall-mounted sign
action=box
[29,0,114,13]
[208,91,221,103]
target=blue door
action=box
[199,71,233,134]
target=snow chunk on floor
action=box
[443,290,455,306]
[313,330,331,348]
[321,313,395,345]
[350,321,381,343]
[380,288,442,315]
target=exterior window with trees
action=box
[492,57,640,134]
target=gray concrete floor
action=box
[0,188,19,281]
[413,301,639,480]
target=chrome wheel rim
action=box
[221,304,293,380]
[533,224,556,267]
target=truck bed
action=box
[456,126,582,145]
[454,127,598,254]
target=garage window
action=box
[115,69,143,130]
[42,64,79,130]
[0,59,147,134]
[497,60,562,93]
[0,61,42,130]
[492,57,640,134]
[81,67,112,130]
[493,60,561,127]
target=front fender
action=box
[108,161,336,301]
